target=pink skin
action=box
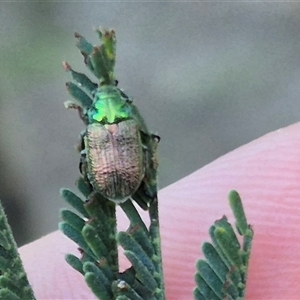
[19,122,300,299]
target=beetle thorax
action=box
[88,86,132,125]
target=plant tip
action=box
[74,32,82,39]
[62,61,72,72]
[117,280,127,289]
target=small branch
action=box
[149,198,165,300]
[194,191,254,300]
[0,201,36,300]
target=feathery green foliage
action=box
[0,202,36,300]
[194,191,253,300]
[60,179,165,299]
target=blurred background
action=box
[1,2,300,246]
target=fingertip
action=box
[19,231,96,299]
[159,122,300,299]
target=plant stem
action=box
[149,197,165,300]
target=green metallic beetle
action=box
[63,28,159,209]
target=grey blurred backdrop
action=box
[1,3,300,246]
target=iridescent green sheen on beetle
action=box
[63,28,159,209]
[88,86,132,124]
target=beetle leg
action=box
[75,130,86,152]
[79,149,86,174]
[79,148,93,191]
[131,183,153,210]
[131,133,160,210]
[143,133,160,197]
[77,130,93,193]
[117,87,133,103]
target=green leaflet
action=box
[60,188,89,218]
[65,254,84,275]
[76,176,93,198]
[60,209,86,232]
[117,231,156,274]
[65,81,93,110]
[63,61,97,95]
[124,250,158,292]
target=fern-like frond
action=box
[60,178,118,299]
[194,191,253,300]
[60,180,165,299]
[118,199,165,300]
[0,201,36,300]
